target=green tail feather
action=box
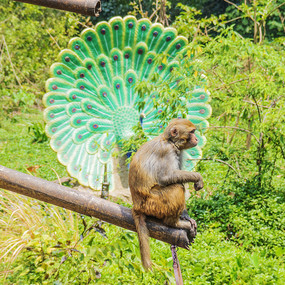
[43,16,212,191]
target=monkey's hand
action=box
[194,177,204,191]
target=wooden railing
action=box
[0,165,192,249]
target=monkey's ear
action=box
[170,127,178,137]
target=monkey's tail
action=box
[132,209,152,270]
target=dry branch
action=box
[0,165,192,249]
[14,0,101,17]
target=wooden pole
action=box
[171,245,184,285]
[0,165,193,249]
[13,0,101,17]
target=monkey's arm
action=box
[158,170,204,191]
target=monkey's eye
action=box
[190,129,196,134]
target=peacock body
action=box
[43,16,212,191]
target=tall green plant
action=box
[0,1,84,97]
[224,0,285,42]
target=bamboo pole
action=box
[0,165,193,249]
[14,0,101,17]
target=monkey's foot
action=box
[184,218,197,238]
[179,210,197,238]
[180,209,191,221]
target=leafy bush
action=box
[28,122,48,143]
[187,182,285,252]
[0,0,85,98]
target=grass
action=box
[0,107,67,181]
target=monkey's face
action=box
[185,129,198,148]
[177,128,198,149]
[167,119,198,150]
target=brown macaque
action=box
[129,118,204,270]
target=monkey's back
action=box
[129,135,180,207]
[129,138,159,201]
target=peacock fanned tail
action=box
[43,16,212,191]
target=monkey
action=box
[128,118,204,270]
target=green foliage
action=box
[119,123,148,163]
[0,88,36,120]
[188,182,285,251]
[11,89,36,109]
[96,0,131,22]
[0,108,67,180]
[0,0,83,98]
[127,0,285,41]
[225,0,285,41]
[200,30,284,187]
[180,229,285,284]
[28,122,48,143]
[173,4,227,42]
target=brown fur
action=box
[129,119,204,270]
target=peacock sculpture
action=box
[43,16,211,191]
